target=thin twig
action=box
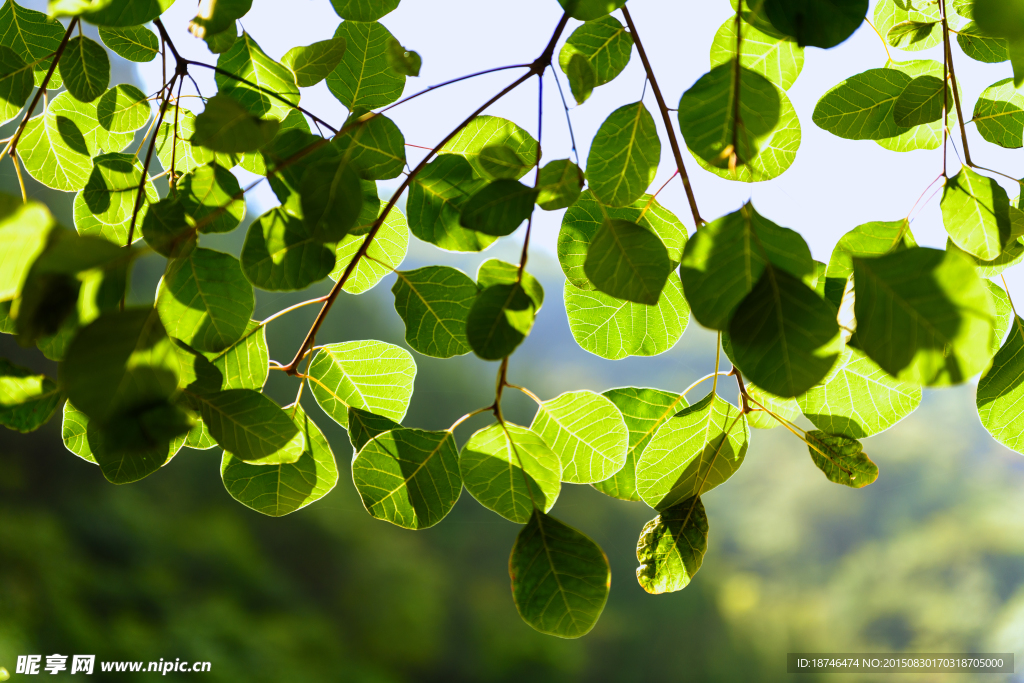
[1,18,79,167]
[281,14,571,374]
[621,7,704,227]
[548,65,579,165]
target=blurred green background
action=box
[5,10,1024,683]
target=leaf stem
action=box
[940,0,973,167]
[259,295,330,326]
[863,17,893,64]
[682,371,731,400]
[712,332,722,396]
[448,405,495,432]
[621,6,704,227]
[504,382,543,406]
[548,64,580,165]
[280,14,571,375]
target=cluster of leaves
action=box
[1,0,1024,639]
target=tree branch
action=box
[1,18,79,166]
[281,13,571,374]
[621,7,705,227]
[941,0,973,167]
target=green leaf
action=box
[978,316,1024,454]
[798,347,921,437]
[179,162,245,234]
[300,156,363,241]
[466,282,537,360]
[636,393,749,510]
[282,37,345,88]
[565,52,596,105]
[764,0,868,48]
[192,93,280,153]
[941,166,1013,261]
[61,400,186,483]
[346,407,400,452]
[853,247,997,385]
[21,92,134,192]
[0,199,55,301]
[946,209,1024,277]
[306,340,415,430]
[81,0,174,26]
[536,159,584,211]
[0,357,62,432]
[72,152,157,246]
[824,218,914,307]
[973,78,1024,148]
[61,308,179,424]
[459,179,537,237]
[476,259,544,311]
[530,390,628,484]
[96,84,151,133]
[460,422,562,523]
[586,101,660,207]
[407,154,492,252]
[559,15,633,88]
[330,204,409,293]
[155,106,214,176]
[874,0,942,52]
[744,381,800,429]
[709,15,804,90]
[805,430,878,488]
[478,145,529,179]
[58,36,108,102]
[440,115,538,180]
[635,495,708,594]
[679,63,800,181]
[974,0,1024,40]
[353,428,461,529]
[156,247,253,354]
[328,20,405,110]
[141,198,195,258]
[813,67,912,140]
[679,201,813,330]
[958,22,1009,62]
[221,402,339,517]
[240,207,335,292]
[0,0,66,88]
[199,389,304,465]
[729,268,842,397]
[385,37,420,77]
[887,20,941,50]
[559,190,687,291]
[509,509,611,639]
[893,75,946,127]
[584,218,671,305]
[565,272,690,360]
[187,0,251,38]
[175,320,268,399]
[333,112,406,180]
[329,0,399,21]
[593,387,687,502]
[98,25,158,62]
[876,60,954,153]
[0,47,33,125]
[215,33,298,121]
[391,265,475,359]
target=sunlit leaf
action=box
[941,166,1013,261]
[709,15,804,90]
[460,422,561,523]
[407,154,492,251]
[636,392,748,510]
[307,340,415,430]
[509,509,611,639]
[635,495,708,594]
[216,32,299,121]
[587,101,660,207]
[353,428,461,529]
[327,20,405,110]
[0,357,62,432]
[805,430,878,488]
[973,78,1024,148]
[98,25,158,62]
[240,207,335,291]
[559,15,633,87]
[530,389,628,484]
[764,0,868,48]
[392,265,475,358]
[440,115,538,181]
[536,159,584,211]
[58,36,108,102]
[0,0,66,88]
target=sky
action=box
[123,0,1024,303]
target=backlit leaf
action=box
[306,340,415,430]
[0,46,33,125]
[973,78,1024,148]
[392,265,475,358]
[98,25,158,62]
[584,218,671,305]
[240,207,335,291]
[709,15,804,90]
[330,204,409,293]
[941,166,1013,261]
[216,32,299,121]
[635,495,708,594]
[58,36,108,102]
[96,84,151,133]
[593,387,687,502]
[805,430,878,488]
[199,388,304,465]
[333,112,406,180]
[192,94,280,154]
[530,390,628,484]
[407,154,491,251]
[353,428,461,529]
[0,357,62,432]
[459,179,537,237]
[329,0,400,22]
[536,159,584,211]
[559,15,633,87]
[636,393,749,510]
[978,316,1024,454]
[587,101,660,207]
[764,0,868,48]
[282,37,346,87]
[509,509,611,639]
[440,115,538,180]
[327,20,405,110]
[460,422,561,523]
[0,0,66,88]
